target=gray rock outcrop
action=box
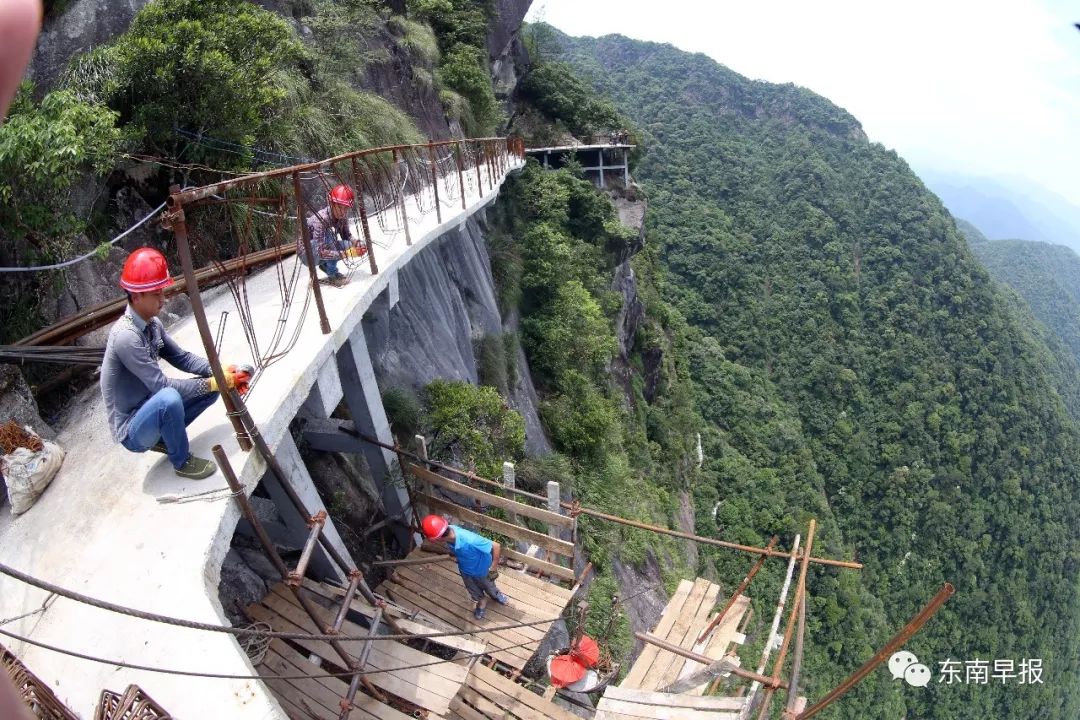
[29,0,151,90]
[363,210,551,455]
[0,366,56,440]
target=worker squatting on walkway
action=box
[100,248,247,480]
[299,184,367,288]
[422,514,510,620]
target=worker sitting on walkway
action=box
[101,247,237,481]
[421,514,509,620]
[301,184,366,288]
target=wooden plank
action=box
[418,559,571,614]
[602,686,744,711]
[647,579,714,691]
[503,547,575,582]
[457,685,516,719]
[264,588,469,688]
[447,696,489,720]
[654,580,720,690]
[380,577,540,654]
[308,579,488,655]
[259,672,339,720]
[248,597,464,714]
[384,568,548,641]
[685,594,751,695]
[266,641,417,720]
[621,579,694,689]
[261,649,384,720]
[596,697,739,720]
[409,463,574,529]
[379,579,536,668]
[420,492,575,559]
[468,664,580,720]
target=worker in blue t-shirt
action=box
[421,514,509,620]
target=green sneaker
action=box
[174,455,217,480]
[149,441,168,454]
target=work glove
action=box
[229,363,254,397]
[344,243,368,259]
[208,363,254,396]
[207,367,237,393]
[487,568,499,581]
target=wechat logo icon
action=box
[889,650,932,688]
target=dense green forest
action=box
[973,238,1080,373]
[534,25,1080,719]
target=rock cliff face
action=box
[362,210,551,455]
[29,0,151,90]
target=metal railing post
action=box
[392,148,411,245]
[350,157,378,275]
[428,144,442,224]
[292,171,331,334]
[474,141,484,197]
[163,186,252,451]
[455,142,467,210]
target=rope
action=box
[0,202,166,273]
[239,621,273,665]
[0,561,564,643]
[0,624,541,681]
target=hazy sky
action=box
[525,1,1080,206]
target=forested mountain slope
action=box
[973,239,1080,367]
[546,27,1080,719]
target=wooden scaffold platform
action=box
[595,577,749,720]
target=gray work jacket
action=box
[100,306,212,442]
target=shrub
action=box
[383,386,422,438]
[391,17,440,67]
[423,379,524,477]
[74,0,306,165]
[520,62,624,138]
[438,44,501,134]
[523,280,617,384]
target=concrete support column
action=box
[337,329,412,550]
[261,432,350,582]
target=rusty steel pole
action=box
[454,142,467,210]
[427,144,442,224]
[391,148,412,245]
[486,140,495,190]
[214,445,361,677]
[287,511,328,587]
[757,520,816,720]
[797,583,956,720]
[698,536,778,644]
[165,187,252,451]
[785,592,808,714]
[291,171,331,335]
[473,141,484,197]
[349,158,378,275]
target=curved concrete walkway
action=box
[0,156,522,718]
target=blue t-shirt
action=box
[451,526,493,577]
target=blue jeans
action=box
[121,388,219,469]
[319,259,342,278]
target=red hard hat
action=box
[570,634,600,668]
[421,514,449,540]
[120,247,174,292]
[548,654,587,688]
[329,184,355,207]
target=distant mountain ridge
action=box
[920,170,1080,253]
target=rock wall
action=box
[28,0,151,90]
[362,210,551,455]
